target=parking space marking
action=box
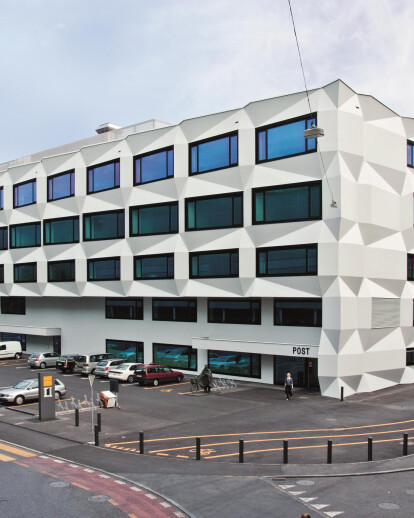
[0,452,15,462]
[0,443,35,458]
[144,382,190,390]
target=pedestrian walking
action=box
[284,372,294,400]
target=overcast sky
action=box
[0,0,413,163]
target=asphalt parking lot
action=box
[1,356,414,467]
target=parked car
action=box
[95,359,125,378]
[56,354,80,373]
[134,365,184,386]
[108,363,143,383]
[0,341,22,360]
[74,353,118,375]
[0,378,66,406]
[28,352,60,369]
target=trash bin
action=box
[99,391,117,408]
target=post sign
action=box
[43,376,53,387]
[38,372,55,421]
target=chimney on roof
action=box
[95,123,121,134]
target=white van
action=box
[0,341,22,360]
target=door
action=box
[53,336,61,355]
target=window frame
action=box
[185,191,243,231]
[134,253,174,280]
[408,254,414,281]
[274,297,322,327]
[133,145,174,186]
[13,179,37,208]
[252,180,322,225]
[43,216,79,246]
[1,297,25,315]
[189,131,238,176]
[106,338,144,363]
[207,298,261,325]
[152,298,197,322]
[14,262,37,283]
[0,186,3,210]
[408,141,414,168]
[87,158,120,195]
[152,342,197,371]
[0,227,8,250]
[256,244,318,277]
[105,298,143,320]
[47,259,76,282]
[47,169,75,202]
[10,222,41,249]
[129,201,178,237]
[190,249,239,279]
[208,349,261,379]
[0,265,4,283]
[255,113,317,164]
[87,256,120,282]
[83,209,125,242]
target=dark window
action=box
[407,348,414,366]
[87,159,120,194]
[105,298,143,319]
[257,244,317,276]
[256,114,317,163]
[152,298,197,322]
[0,265,3,283]
[134,254,174,280]
[190,132,238,175]
[14,179,36,208]
[130,202,178,236]
[208,350,260,378]
[48,260,75,282]
[47,170,75,201]
[87,257,120,281]
[190,249,239,278]
[84,210,124,241]
[1,332,26,350]
[44,216,79,245]
[153,343,197,370]
[186,192,243,231]
[14,263,36,283]
[274,298,322,327]
[0,187,3,209]
[134,146,174,185]
[253,181,322,225]
[1,297,25,315]
[208,299,261,325]
[106,339,143,363]
[0,227,8,250]
[408,141,414,168]
[10,223,41,248]
[409,254,414,280]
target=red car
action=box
[133,365,184,386]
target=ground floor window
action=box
[274,355,319,388]
[407,348,414,366]
[1,332,26,351]
[208,350,261,378]
[152,343,197,371]
[106,339,143,363]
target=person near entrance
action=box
[284,373,294,400]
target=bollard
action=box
[94,424,99,446]
[75,408,79,427]
[239,440,244,463]
[327,440,332,464]
[340,387,344,401]
[196,438,201,460]
[368,437,373,461]
[139,431,144,454]
[283,440,288,464]
[403,433,408,456]
[97,412,101,433]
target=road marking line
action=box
[156,453,169,456]
[69,464,79,468]
[83,468,94,472]
[0,452,15,462]
[40,470,60,479]
[174,512,185,517]
[278,485,295,489]
[176,455,189,458]
[300,497,317,502]
[109,499,119,506]
[72,482,90,490]
[0,444,35,457]
[145,494,157,499]
[289,491,306,495]
[144,382,190,390]
[53,459,64,463]
[161,502,171,507]
[312,503,330,510]
[40,455,49,459]
[99,474,110,478]
[130,487,142,492]
[128,514,137,518]
[325,512,344,517]
[115,480,126,485]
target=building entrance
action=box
[274,355,319,389]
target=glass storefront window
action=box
[1,332,26,351]
[153,343,197,370]
[208,350,260,378]
[106,339,143,363]
[274,356,319,388]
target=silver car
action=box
[95,359,124,378]
[28,352,60,369]
[0,378,67,406]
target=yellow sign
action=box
[43,376,53,387]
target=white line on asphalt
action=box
[160,502,171,507]
[99,474,110,478]
[69,464,79,468]
[145,494,157,500]
[115,480,126,485]
[53,459,64,463]
[83,468,94,473]
[130,487,142,492]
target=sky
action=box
[0,0,413,164]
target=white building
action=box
[0,79,413,398]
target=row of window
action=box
[5,114,318,209]
[0,181,322,249]
[0,244,318,283]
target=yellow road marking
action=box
[40,470,60,479]
[105,418,414,446]
[0,452,15,462]
[128,514,138,518]
[148,426,414,454]
[176,455,189,458]
[72,482,90,490]
[144,382,190,390]
[109,499,119,506]
[0,444,35,457]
